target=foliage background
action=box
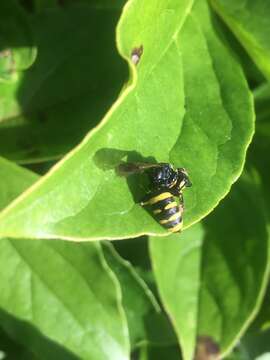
[0,0,270,359]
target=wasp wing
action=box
[117,162,168,176]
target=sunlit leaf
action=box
[0,0,253,241]
[0,158,130,360]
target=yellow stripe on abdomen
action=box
[164,202,178,210]
[146,192,173,205]
[168,221,183,233]
[159,211,181,224]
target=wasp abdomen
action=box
[142,191,183,233]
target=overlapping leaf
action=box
[150,172,269,359]
[211,0,270,80]
[0,0,253,241]
[149,224,203,360]
[0,157,130,360]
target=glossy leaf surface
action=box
[0,158,129,360]
[0,0,253,241]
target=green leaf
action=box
[138,344,181,360]
[0,1,36,81]
[0,158,130,360]
[250,286,270,333]
[253,83,270,123]
[214,16,264,89]
[0,326,37,360]
[0,158,38,208]
[113,236,152,271]
[240,284,270,357]
[108,237,178,347]
[149,223,203,360]
[211,0,270,80]
[249,82,270,218]
[149,173,269,359]
[0,5,126,164]
[0,0,36,121]
[102,242,177,348]
[30,0,58,12]
[227,328,270,360]
[0,0,253,241]
[102,242,160,347]
[0,240,130,360]
[58,0,127,10]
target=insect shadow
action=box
[94,147,157,205]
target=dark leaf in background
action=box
[0,4,127,164]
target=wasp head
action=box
[177,168,192,190]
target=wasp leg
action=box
[140,196,150,206]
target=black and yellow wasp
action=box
[118,162,191,233]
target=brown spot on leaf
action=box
[131,45,143,65]
[194,336,220,360]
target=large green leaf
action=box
[0,240,130,360]
[0,0,253,241]
[0,4,126,164]
[211,0,270,80]
[0,157,129,360]
[150,173,269,359]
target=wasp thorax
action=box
[149,164,178,189]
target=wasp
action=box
[118,162,192,233]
